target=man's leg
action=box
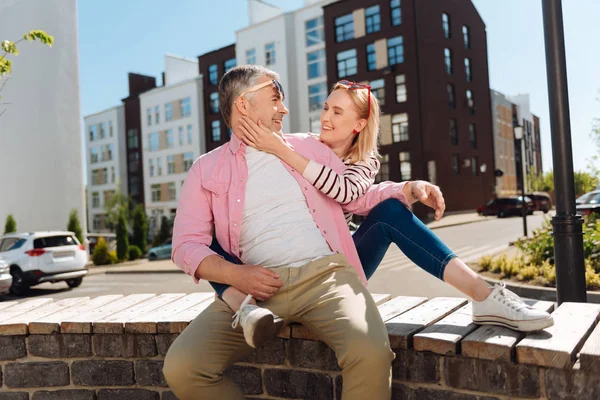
[285,254,394,400]
[163,298,252,400]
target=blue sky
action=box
[79,0,600,174]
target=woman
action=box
[212,81,553,348]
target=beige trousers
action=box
[163,254,394,400]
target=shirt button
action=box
[304,187,308,190]
[323,231,327,235]
[237,199,241,203]
[240,178,244,182]
[233,223,237,227]
[312,209,316,213]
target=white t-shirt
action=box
[238,147,334,268]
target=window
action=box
[155,105,160,124]
[335,13,354,42]
[166,129,174,149]
[100,122,106,139]
[179,126,185,146]
[89,125,98,141]
[463,25,471,49]
[149,158,155,177]
[308,82,328,112]
[93,215,101,231]
[307,49,326,79]
[336,49,357,78]
[224,58,236,73]
[376,154,389,183]
[265,42,276,65]
[449,119,458,145]
[209,64,218,85]
[128,153,139,173]
[399,152,411,180]
[465,58,472,81]
[395,75,407,102]
[305,16,324,47]
[472,156,479,176]
[157,157,163,176]
[99,145,107,161]
[210,92,219,113]
[167,155,175,174]
[447,83,456,108]
[466,90,475,115]
[147,108,152,126]
[366,43,376,71]
[165,103,173,122]
[370,79,385,105]
[246,48,256,64]
[451,154,460,175]
[442,13,451,39]
[104,190,115,205]
[392,113,409,142]
[391,0,402,26]
[149,132,159,152]
[109,120,113,137]
[469,123,477,148]
[169,182,176,201]
[111,166,115,183]
[212,120,221,142]
[388,36,404,65]
[187,124,193,145]
[107,144,114,161]
[151,184,161,202]
[309,117,321,134]
[180,97,191,117]
[102,168,108,184]
[92,192,100,208]
[365,5,381,34]
[90,147,98,164]
[444,48,453,74]
[128,129,138,149]
[184,152,194,171]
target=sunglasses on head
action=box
[237,79,285,101]
[336,80,372,119]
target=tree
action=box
[116,210,129,261]
[528,170,554,193]
[4,214,16,234]
[574,171,599,196]
[67,209,83,244]
[153,216,172,247]
[1,30,54,117]
[104,187,130,231]
[528,169,598,197]
[131,204,148,252]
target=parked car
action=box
[0,260,11,296]
[147,239,172,261]
[0,231,88,295]
[477,196,535,218]
[525,192,552,213]
[576,190,600,217]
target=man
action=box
[163,65,431,399]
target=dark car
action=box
[525,192,552,213]
[576,190,600,217]
[477,196,535,218]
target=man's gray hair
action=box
[218,65,280,128]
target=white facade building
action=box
[0,0,86,234]
[236,0,334,133]
[139,56,205,235]
[84,105,127,232]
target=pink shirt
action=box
[172,133,407,285]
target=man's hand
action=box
[403,180,446,221]
[230,264,284,301]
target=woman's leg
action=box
[353,199,491,300]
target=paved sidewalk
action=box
[425,211,493,230]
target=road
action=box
[2,212,552,302]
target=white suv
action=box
[0,231,88,295]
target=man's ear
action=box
[234,96,251,116]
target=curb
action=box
[427,217,494,230]
[483,277,600,304]
[105,269,183,275]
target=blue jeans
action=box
[209,198,456,297]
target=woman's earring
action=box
[352,129,359,134]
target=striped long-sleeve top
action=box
[302,153,380,223]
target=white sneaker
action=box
[472,283,554,332]
[231,294,284,348]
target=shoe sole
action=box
[246,314,285,348]
[472,315,554,332]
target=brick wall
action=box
[1,331,598,400]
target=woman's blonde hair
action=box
[331,81,381,164]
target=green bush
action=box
[92,237,111,266]
[116,211,129,261]
[128,245,142,261]
[479,256,493,272]
[108,250,119,264]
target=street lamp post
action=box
[513,126,528,238]
[542,0,587,304]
